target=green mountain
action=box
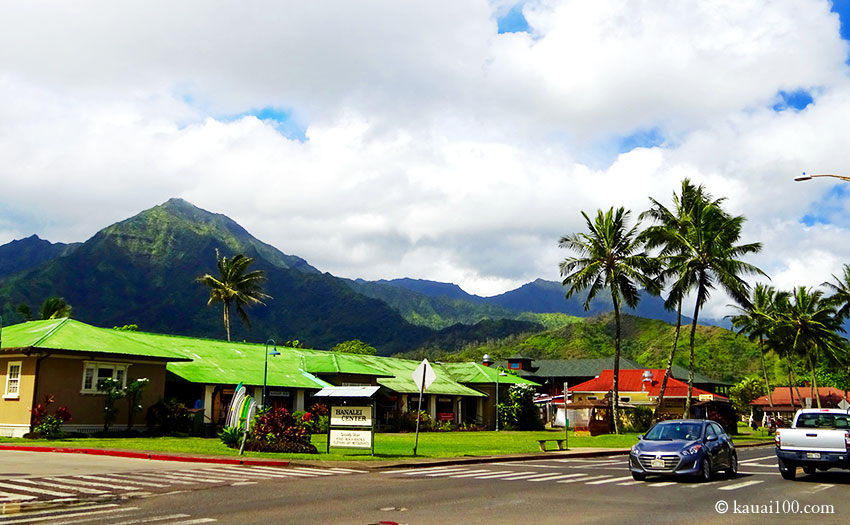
[396,313,769,383]
[0,235,79,278]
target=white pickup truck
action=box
[775,408,850,480]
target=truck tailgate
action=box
[780,428,847,452]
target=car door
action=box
[703,423,724,467]
[711,422,732,468]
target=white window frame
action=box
[4,361,22,399]
[81,361,130,394]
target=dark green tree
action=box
[197,250,270,341]
[331,340,378,355]
[40,297,72,320]
[823,264,850,321]
[559,207,658,433]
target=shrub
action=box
[243,407,317,454]
[499,384,544,431]
[218,426,243,448]
[620,406,653,433]
[29,394,72,439]
[146,398,194,435]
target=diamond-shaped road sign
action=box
[412,359,437,392]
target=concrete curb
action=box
[0,444,290,467]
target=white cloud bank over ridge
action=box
[0,0,849,318]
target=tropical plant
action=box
[773,287,846,408]
[40,297,71,320]
[823,264,850,321]
[97,377,125,433]
[497,383,543,430]
[729,376,766,416]
[640,179,722,421]
[728,284,787,409]
[16,304,32,321]
[656,198,765,417]
[331,339,378,355]
[559,207,658,433]
[124,378,150,430]
[197,249,271,341]
[29,393,72,439]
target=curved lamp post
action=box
[795,172,850,183]
[261,339,280,409]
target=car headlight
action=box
[682,444,702,455]
[630,445,640,455]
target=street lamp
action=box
[261,339,280,409]
[794,172,850,183]
[495,369,507,431]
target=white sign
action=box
[330,406,373,427]
[839,399,850,410]
[330,429,372,449]
[412,359,437,392]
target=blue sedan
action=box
[629,419,737,481]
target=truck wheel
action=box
[780,464,797,480]
[803,466,816,476]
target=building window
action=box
[81,361,129,394]
[509,362,520,369]
[587,396,598,401]
[4,361,22,399]
[619,397,631,403]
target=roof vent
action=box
[641,370,653,391]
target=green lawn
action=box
[0,428,770,462]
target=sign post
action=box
[412,359,436,456]
[564,381,569,450]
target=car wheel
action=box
[725,453,737,478]
[779,461,797,480]
[631,471,646,481]
[803,466,816,476]
[700,457,712,482]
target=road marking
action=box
[169,519,217,524]
[13,478,107,495]
[617,481,643,486]
[490,463,565,469]
[527,473,587,482]
[559,475,611,484]
[66,476,150,490]
[287,467,338,476]
[137,472,223,483]
[0,503,118,522]
[91,474,170,488]
[499,472,559,481]
[806,484,834,494]
[0,505,137,524]
[203,466,292,478]
[646,482,677,487]
[586,475,636,485]
[718,480,764,491]
[231,481,258,486]
[110,514,192,525]
[447,470,501,478]
[327,467,369,473]
[387,466,459,475]
[404,468,465,476]
[106,472,196,485]
[0,481,74,498]
[473,471,537,480]
[738,455,775,464]
[738,471,780,476]
[685,481,722,488]
[0,490,36,502]
[426,469,487,477]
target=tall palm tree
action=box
[823,264,850,321]
[40,297,72,320]
[559,207,657,434]
[640,179,721,421]
[197,249,271,342]
[728,284,786,409]
[662,201,766,417]
[774,287,845,408]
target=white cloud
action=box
[0,0,849,315]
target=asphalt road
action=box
[2,446,849,524]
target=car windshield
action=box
[644,422,703,441]
[796,413,850,429]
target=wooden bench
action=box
[537,439,566,452]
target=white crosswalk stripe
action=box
[647,482,677,487]
[558,474,605,484]
[449,470,508,478]
[0,481,75,498]
[718,480,763,491]
[0,490,37,502]
[585,475,635,485]
[528,473,587,482]
[14,478,107,495]
[473,471,536,480]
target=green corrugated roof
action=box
[115,331,331,389]
[0,319,189,361]
[441,362,540,386]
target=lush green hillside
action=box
[396,313,772,383]
[0,235,79,278]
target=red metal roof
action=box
[751,386,848,408]
[569,369,726,400]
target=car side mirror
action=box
[637,434,643,440]
[706,435,718,442]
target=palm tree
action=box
[559,207,657,434]
[662,201,766,417]
[640,179,721,421]
[40,297,72,320]
[197,249,271,341]
[774,287,845,408]
[823,264,850,321]
[728,284,786,409]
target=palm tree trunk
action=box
[612,295,621,435]
[759,336,773,408]
[223,302,231,342]
[654,300,681,423]
[684,282,704,419]
[790,366,806,410]
[787,364,795,412]
[810,354,821,408]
